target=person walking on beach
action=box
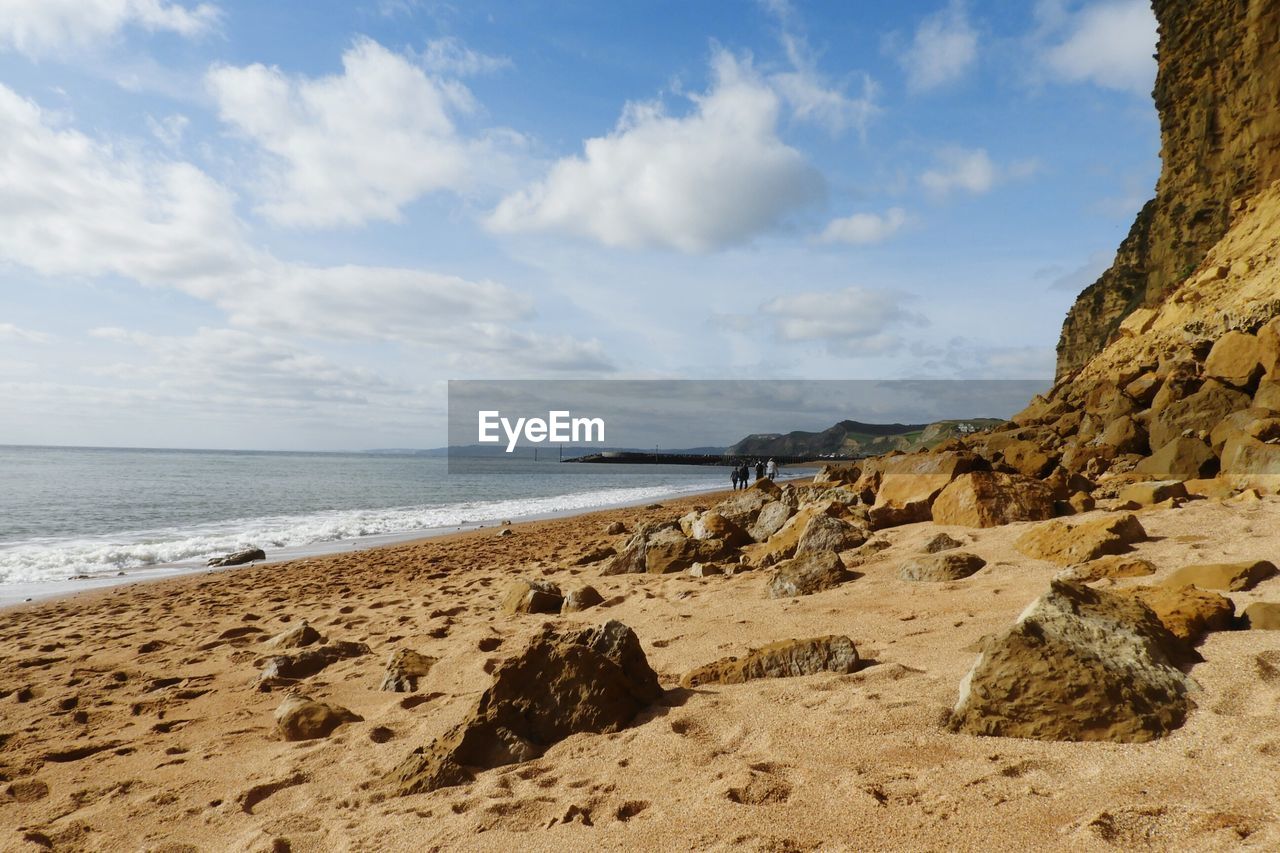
[755,460,765,482]
[766,458,778,480]
[731,466,740,490]
[738,462,749,489]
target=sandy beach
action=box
[4,486,1280,851]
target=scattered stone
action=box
[1014,513,1148,566]
[794,513,867,555]
[380,649,438,692]
[256,641,372,688]
[1064,555,1157,583]
[275,694,362,741]
[569,546,615,566]
[605,521,627,535]
[679,636,860,688]
[1118,480,1189,506]
[898,551,987,582]
[497,528,514,537]
[561,585,604,613]
[930,471,1056,528]
[1241,602,1280,630]
[923,532,964,553]
[1160,560,1277,592]
[766,551,851,599]
[948,580,1196,742]
[390,621,662,795]
[207,548,266,568]
[264,621,322,650]
[687,562,723,578]
[1068,491,1096,513]
[1116,585,1235,646]
[500,579,564,615]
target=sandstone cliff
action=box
[1057,0,1280,379]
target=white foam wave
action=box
[0,480,724,585]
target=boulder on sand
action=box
[1063,555,1156,583]
[794,513,867,555]
[561,585,605,613]
[929,471,1056,528]
[679,636,860,688]
[257,641,371,689]
[1014,513,1147,566]
[207,547,266,567]
[380,649,438,692]
[500,579,564,614]
[747,500,794,543]
[1241,602,1280,630]
[1135,436,1218,481]
[275,694,362,741]
[948,580,1197,743]
[1115,585,1234,646]
[923,532,964,553]
[602,522,725,576]
[867,451,980,529]
[1117,480,1188,507]
[898,551,986,582]
[390,621,662,795]
[264,620,322,650]
[766,551,851,599]
[1160,559,1277,592]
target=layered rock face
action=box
[1057,0,1280,378]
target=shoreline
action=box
[0,470,815,611]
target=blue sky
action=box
[0,0,1160,450]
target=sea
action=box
[0,445,812,605]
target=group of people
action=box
[730,458,777,490]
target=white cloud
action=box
[816,207,907,245]
[1038,0,1157,96]
[207,37,501,228]
[919,147,1037,198]
[0,323,51,344]
[763,286,926,349]
[0,0,220,56]
[146,113,190,150]
[0,82,611,374]
[418,36,511,77]
[897,1,979,92]
[487,50,823,253]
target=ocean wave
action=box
[0,480,724,586]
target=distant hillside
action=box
[727,418,1005,459]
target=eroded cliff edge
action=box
[1057,0,1280,379]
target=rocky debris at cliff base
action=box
[766,551,852,599]
[929,471,1057,528]
[866,451,980,530]
[602,521,727,576]
[560,584,604,613]
[390,620,662,795]
[275,694,362,741]
[1014,514,1148,566]
[380,649,438,692]
[898,552,987,582]
[501,579,563,614]
[948,580,1197,743]
[208,548,266,567]
[1160,559,1278,592]
[679,636,860,688]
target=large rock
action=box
[1117,480,1188,506]
[390,621,661,795]
[813,465,860,485]
[747,500,794,543]
[1204,330,1264,389]
[867,451,980,529]
[1149,381,1252,451]
[1096,415,1148,454]
[1115,585,1235,646]
[1241,602,1280,630]
[601,522,724,575]
[898,551,986,582]
[999,440,1057,479]
[711,489,772,528]
[264,620,322,650]
[679,636,860,688]
[1160,559,1277,592]
[689,512,751,547]
[500,579,563,614]
[275,694,362,741]
[794,513,866,555]
[1220,431,1280,485]
[1014,513,1147,566]
[930,471,1056,528]
[1064,555,1156,583]
[380,649,438,692]
[766,550,851,599]
[1135,436,1218,481]
[743,504,838,567]
[948,580,1196,742]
